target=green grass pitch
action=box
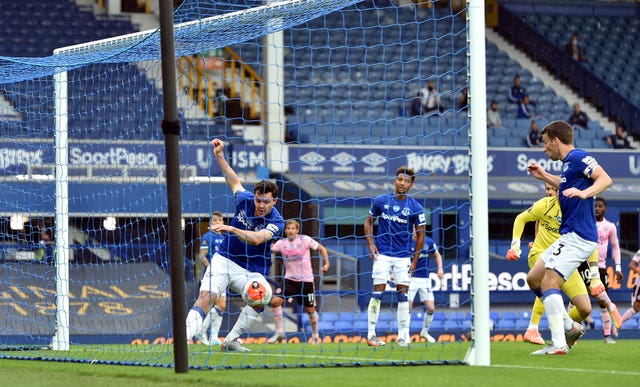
[1,339,638,386]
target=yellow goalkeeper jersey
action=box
[512,195,561,260]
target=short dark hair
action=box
[254,180,279,197]
[541,120,573,145]
[396,166,416,183]
[595,197,606,206]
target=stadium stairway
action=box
[485,28,616,136]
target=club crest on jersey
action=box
[402,207,411,216]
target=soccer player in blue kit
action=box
[526,120,613,355]
[409,234,444,344]
[197,211,227,346]
[185,138,285,352]
[364,166,426,347]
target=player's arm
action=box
[213,224,276,246]
[199,245,210,268]
[506,205,539,261]
[431,250,444,280]
[610,225,623,281]
[314,242,330,272]
[527,161,560,188]
[210,138,243,193]
[364,213,378,260]
[562,165,613,199]
[411,224,426,274]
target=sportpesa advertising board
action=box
[2,140,640,214]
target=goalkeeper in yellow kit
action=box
[506,183,597,345]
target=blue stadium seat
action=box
[443,321,460,331]
[448,312,467,322]
[500,311,518,322]
[515,319,530,330]
[496,319,516,330]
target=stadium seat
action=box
[500,311,518,322]
[443,321,460,331]
[496,319,517,330]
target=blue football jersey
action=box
[369,193,426,258]
[412,236,438,278]
[558,149,598,242]
[218,190,285,275]
[200,230,225,260]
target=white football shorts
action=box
[372,253,411,286]
[540,232,597,281]
[408,276,434,303]
[200,252,264,297]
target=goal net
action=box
[0,0,484,368]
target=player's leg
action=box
[266,278,287,343]
[221,267,266,352]
[393,258,411,346]
[621,284,640,325]
[532,235,593,355]
[186,261,223,342]
[526,258,546,300]
[186,290,215,342]
[267,295,285,343]
[413,278,436,343]
[523,298,545,345]
[300,284,320,344]
[562,269,591,322]
[523,252,545,344]
[202,295,226,346]
[595,267,623,332]
[367,255,390,346]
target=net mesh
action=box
[0,0,472,369]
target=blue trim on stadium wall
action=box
[2,142,640,215]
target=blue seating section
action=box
[303,310,640,334]
[0,1,622,147]
[299,294,640,333]
[519,12,640,104]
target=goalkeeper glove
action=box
[506,239,521,261]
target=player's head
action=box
[595,197,607,220]
[394,166,416,195]
[540,120,574,160]
[253,180,279,217]
[210,211,224,226]
[544,183,558,197]
[284,219,301,240]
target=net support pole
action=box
[466,0,490,366]
[52,69,70,351]
[263,2,287,173]
[158,0,188,373]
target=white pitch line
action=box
[218,351,427,364]
[493,364,640,376]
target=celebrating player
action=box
[507,183,591,345]
[574,197,624,343]
[185,139,285,352]
[364,166,426,347]
[197,211,227,346]
[267,219,330,345]
[526,120,612,355]
[408,233,444,344]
